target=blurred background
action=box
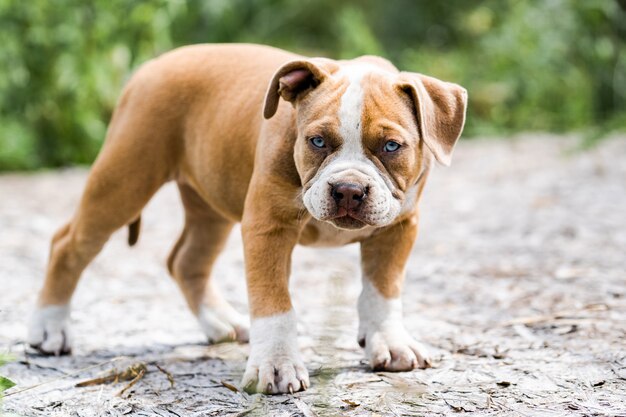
[0,0,625,170]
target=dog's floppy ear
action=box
[264,59,330,119]
[397,73,468,166]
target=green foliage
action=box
[0,354,16,397]
[0,0,625,170]
[0,376,15,393]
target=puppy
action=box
[28,44,467,394]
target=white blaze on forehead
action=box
[337,65,370,156]
[332,64,397,191]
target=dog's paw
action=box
[241,351,309,394]
[198,305,249,344]
[28,305,72,356]
[241,311,309,394]
[359,326,431,371]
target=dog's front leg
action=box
[358,215,432,371]
[240,184,309,394]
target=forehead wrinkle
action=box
[300,82,345,122]
[377,121,413,140]
[304,116,341,133]
[362,79,418,140]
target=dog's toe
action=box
[364,327,431,372]
[28,305,72,356]
[242,356,309,394]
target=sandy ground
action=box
[1,135,625,416]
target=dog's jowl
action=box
[28,44,467,394]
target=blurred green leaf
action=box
[0,376,16,392]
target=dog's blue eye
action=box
[383,141,401,152]
[310,136,326,148]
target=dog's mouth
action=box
[328,208,368,230]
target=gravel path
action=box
[1,135,625,416]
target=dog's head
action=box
[264,56,467,230]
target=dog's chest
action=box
[299,219,376,247]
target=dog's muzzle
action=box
[303,162,402,229]
[327,182,370,229]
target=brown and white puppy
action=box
[27,44,467,394]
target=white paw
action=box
[359,325,431,371]
[241,311,309,394]
[198,305,249,344]
[28,305,72,355]
[357,280,431,372]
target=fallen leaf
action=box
[117,367,146,397]
[154,364,175,388]
[221,380,239,393]
[76,363,147,388]
[342,399,360,408]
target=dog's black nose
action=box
[331,182,366,210]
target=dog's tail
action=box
[128,216,141,246]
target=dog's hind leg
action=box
[167,183,249,344]
[28,84,177,355]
